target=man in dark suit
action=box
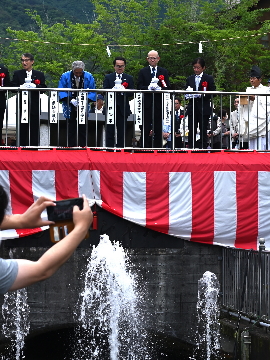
[103,56,134,147]
[0,64,10,144]
[163,97,184,149]
[11,53,46,146]
[89,94,106,146]
[137,50,170,148]
[174,97,184,148]
[185,57,216,149]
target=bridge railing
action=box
[222,245,270,323]
[1,87,270,150]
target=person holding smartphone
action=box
[0,186,92,294]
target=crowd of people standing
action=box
[0,51,269,150]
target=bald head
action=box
[147,50,160,67]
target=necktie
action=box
[152,67,156,78]
[118,74,121,80]
[195,75,200,91]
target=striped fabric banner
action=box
[0,149,270,250]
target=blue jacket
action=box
[58,70,96,118]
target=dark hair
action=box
[218,109,227,118]
[0,185,8,225]
[113,57,126,66]
[22,53,34,61]
[175,97,181,104]
[192,57,205,68]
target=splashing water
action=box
[191,271,220,360]
[73,234,149,360]
[1,251,30,360]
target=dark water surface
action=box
[0,327,234,359]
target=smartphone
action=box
[47,198,83,222]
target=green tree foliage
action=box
[3,13,108,87]
[1,0,270,95]
[0,0,94,36]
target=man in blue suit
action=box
[185,57,216,149]
[103,56,134,147]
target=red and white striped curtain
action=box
[0,149,269,251]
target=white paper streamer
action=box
[78,92,87,124]
[163,92,171,125]
[21,91,28,123]
[134,92,143,126]
[49,91,58,124]
[107,92,115,125]
[106,46,111,57]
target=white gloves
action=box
[148,78,161,91]
[70,99,78,107]
[185,86,201,99]
[185,94,201,99]
[148,83,161,91]
[112,84,125,90]
[20,82,36,89]
[113,78,124,90]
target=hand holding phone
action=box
[46,198,83,222]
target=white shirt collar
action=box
[252,83,264,89]
[196,72,203,78]
[95,106,103,113]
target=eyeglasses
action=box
[148,57,158,60]
[21,59,31,62]
[115,64,125,68]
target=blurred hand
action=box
[73,195,93,233]
[70,99,78,107]
[21,197,56,228]
[163,132,170,139]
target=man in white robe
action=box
[239,66,270,150]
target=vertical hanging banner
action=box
[49,91,58,124]
[134,92,143,126]
[78,92,87,124]
[21,91,28,123]
[107,92,115,125]
[163,92,171,125]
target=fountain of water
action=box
[191,271,220,360]
[72,234,150,360]
[1,236,216,359]
[1,250,30,360]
